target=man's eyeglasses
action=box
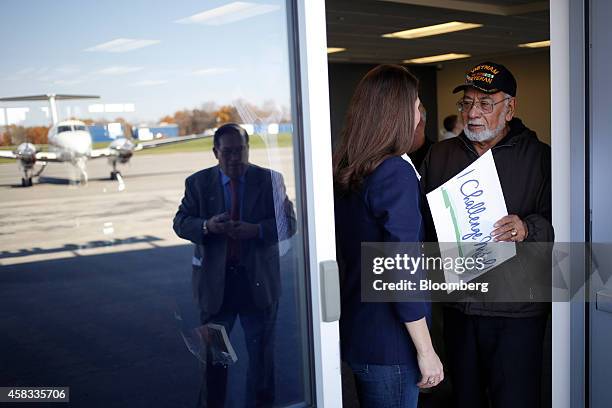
[456,97,511,114]
[218,146,247,157]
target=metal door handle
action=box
[320,260,341,322]
[596,290,612,313]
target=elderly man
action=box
[420,62,553,408]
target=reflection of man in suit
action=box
[173,123,296,407]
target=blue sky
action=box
[0,0,292,126]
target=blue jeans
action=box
[348,362,420,408]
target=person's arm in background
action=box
[367,158,444,388]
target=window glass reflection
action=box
[0,1,311,407]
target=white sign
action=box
[426,150,516,287]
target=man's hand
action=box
[207,213,230,234]
[492,214,528,242]
[227,221,260,240]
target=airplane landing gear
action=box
[21,177,33,187]
[20,167,34,187]
[74,157,88,185]
[34,162,48,177]
[109,158,122,180]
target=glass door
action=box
[0,0,341,406]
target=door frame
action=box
[551,0,588,407]
[292,1,592,406]
[293,0,343,406]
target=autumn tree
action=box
[159,115,175,124]
[172,105,216,135]
[215,105,240,125]
[0,129,11,146]
[165,100,291,136]
[3,125,27,145]
[173,109,194,136]
[25,126,50,144]
[191,107,216,134]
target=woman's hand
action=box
[415,348,444,388]
[404,317,444,388]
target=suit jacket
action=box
[173,163,296,317]
[334,156,430,365]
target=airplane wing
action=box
[134,133,211,151]
[88,133,210,159]
[0,149,61,162]
[0,94,100,102]
[89,148,112,159]
[35,151,61,162]
[0,150,17,159]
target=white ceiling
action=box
[326,0,550,64]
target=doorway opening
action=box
[325,1,552,407]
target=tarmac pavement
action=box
[0,148,308,408]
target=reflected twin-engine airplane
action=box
[0,94,207,187]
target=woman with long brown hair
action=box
[334,64,443,408]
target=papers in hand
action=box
[425,150,516,289]
[199,323,238,366]
[178,320,238,366]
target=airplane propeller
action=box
[107,138,136,180]
[14,143,38,187]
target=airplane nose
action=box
[74,136,92,155]
[77,146,89,155]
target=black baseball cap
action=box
[452,61,517,97]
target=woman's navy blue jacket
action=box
[334,156,430,365]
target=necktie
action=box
[227,179,240,265]
[229,179,240,221]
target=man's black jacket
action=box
[420,118,553,317]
